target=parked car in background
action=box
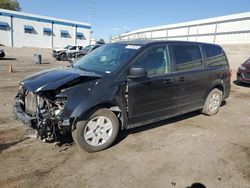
[0,48,5,58]
[237,58,250,84]
[14,40,231,152]
[68,44,103,63]
[52,45,82,61]
[52,45,71,61]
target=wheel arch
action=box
[203,80,225,102]
[72,102,127,131]
[59,51,66,54]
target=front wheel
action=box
[72,109,119,152]
[0,52,5,58]
[202,88,223,116]
[60,53,68,61]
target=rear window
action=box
[204,45,222,58]
[171,44,203,71]
[204,44,228,67]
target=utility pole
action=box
[88,0,92,26]
[87,0,92,44]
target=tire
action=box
[60,53,68,61]
[1,52,5,58]
[235,80,242,86]
[72,108,119,152]
[202,88,223,116]
[56,58,61,61]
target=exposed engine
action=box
[16,87,67,142]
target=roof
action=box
[117,40,156,45]
[114,40,222,47]
[0,8,91,29]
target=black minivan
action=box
[14,40,231,152]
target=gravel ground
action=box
[0,47,249,188]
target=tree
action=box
[0,0,21,11]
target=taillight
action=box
[229,65,232,82]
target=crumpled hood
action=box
[21,67,101,92]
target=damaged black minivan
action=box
[14,40,231,152]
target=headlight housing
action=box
[54,97,67,116]
[239,65,246,70]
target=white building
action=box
[0,9,91,48]
[112,12,250,44]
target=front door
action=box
[127,45,176,125]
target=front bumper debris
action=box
[52,53,60,59]
[13,99,37,127]
[13,87,71,142]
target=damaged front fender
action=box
[13,67,102,142]
[57,79,128,130]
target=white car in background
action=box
[52,45,83,61]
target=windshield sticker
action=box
[100,56,107,61]
[125,45,141,50]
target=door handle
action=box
[162,78,174,84]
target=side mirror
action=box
[128,67,147,78]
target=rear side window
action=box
[171,44,203,71]
[204,44,228,67]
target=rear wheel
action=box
[72,109,119,152]
[202,88,223,116]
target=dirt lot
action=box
[0,47,250,188]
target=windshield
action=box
[64,45,72,49]
[74,43,140,74]
[82,45,94,53]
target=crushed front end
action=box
[13,85,69,142]
[13,66,103,143]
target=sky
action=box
[18,0,250,42]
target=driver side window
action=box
[132,45,170,76]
